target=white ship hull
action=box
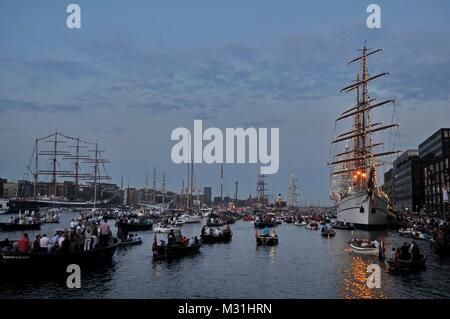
[337,190,388,230]
[180,214,202,224]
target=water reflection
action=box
[341,256,387,299]
[1,212,450,298]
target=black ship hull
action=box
[6,198,108,214]
[117,222,153,231]
[0,222,41,231]
[0,238,119,270]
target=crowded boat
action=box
[255,227,278,246]
[200,225,232,243]
[152,230,201,260]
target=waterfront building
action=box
[420,128,450,216]
[392,150,427,212]
[3,182,18,198]
[382,168,394,207]
[0,178,6,198]
[203,187,212,204]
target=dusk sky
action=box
[1,0,450,204]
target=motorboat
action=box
[386,255,426,272]
[154,223,181,234]
[349,239,379,256]
[118,235,143,247]
[331,222,355,230]
[305,222,319,230]
[201,227,232,244]
[256,234,278,246]
[294,221,306,226]
[180,214,202,224]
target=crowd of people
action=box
[201,224,231,237]
[0,217,113,254]
[387,241,423,262]
[7,215,38,225]
[163,229,199,247]
[397,211,450,250]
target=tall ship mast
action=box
[329,43,399,230]
[288,173,300,208]
[8,132,112,213]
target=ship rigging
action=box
[329,43,400,229]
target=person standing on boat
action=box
[18,233,29,253]
[52,232,60,248]
[60,233,70,253]
[39,234,50,253]
[99,218,111,247]
[84,226,93,251]
[167,229,175,245]
[263,226,269,236]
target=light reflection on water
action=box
[341,256,387,299]
[1,212,450,298]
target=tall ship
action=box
[329,43,399,230]
[6,131,115,213]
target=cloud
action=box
[0,99,82,113]
[23,60,104,81]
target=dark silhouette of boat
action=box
[256,234,278,246]
[201,230,232,244]
[118,236,143,247]
[0,238,120,269]
[387,255,426,272]
[0,222,41,231]
[152,233,201,260]
[116,221,153,231]
[153,243,201,260]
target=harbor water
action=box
[1,212,449,299]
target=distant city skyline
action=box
[1,0,450,204]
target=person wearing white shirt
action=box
[39,234,50,253]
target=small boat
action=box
[39,216,61,224]
[201,228,232,244]
[398,228,414,237]
[331,222,355,230]
[116,221,153,231]
[294,221,306,226]
[256,234,278,246]
[349,240,379,256]
[180,214,202,224]
[118,236,143,247]
[154,223,181,234]
[387,255,426,272]
[0,222,41,231]
[152,237,201,260]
